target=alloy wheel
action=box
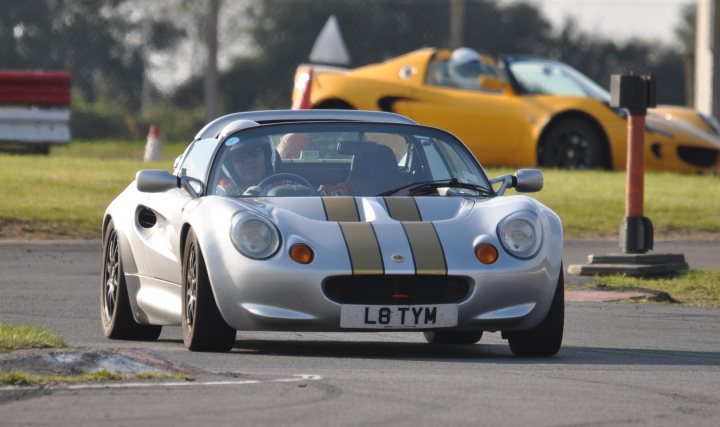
[185,244,198,333]
[103,230,119,322]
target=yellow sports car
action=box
[292,48,720,174]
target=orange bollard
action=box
[143,124,162,162]
[625,114,645,217]
[610,74,656,254]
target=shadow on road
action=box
[192,338,720,366]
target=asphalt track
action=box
[0,239,719,426]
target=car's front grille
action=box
[323,275,470,305]
[677,146,719,168]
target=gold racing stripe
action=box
[402,222,447,275]
[322,197,360,222]
[338,222,384,275]
[384,197,421,221]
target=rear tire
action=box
[539,118,610,169]
[100,220,162,340]
[182,230,236,352]
[506,271,564,357]
[423,331,483,345]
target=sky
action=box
[505,0,693,45]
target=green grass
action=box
[49,139,187,160]
[586,269,720,308]
[0,322,66,353]
[0,369,191,386]
[0,369,120,386]
[0,322,192,386]
[0,140,185,239]
[0,142,718,239]
[489,168,720,238]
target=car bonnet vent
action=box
[137,207,157,228]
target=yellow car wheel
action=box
[539,118,610,169]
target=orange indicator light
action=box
[475,243,499,265]
[289,243,314,264]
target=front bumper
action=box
[207,250,561,333]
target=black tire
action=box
[182,230,236,352]
[539,118,610,169]
[313,99,355,110]
[100,220,162,340]
[506,270,564,357]
[423,331,483,345]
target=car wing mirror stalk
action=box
[490,169,543,195]
[180,176,203,198]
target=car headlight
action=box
[497,213,542,259]
[230,211,280,259]
[698,112,720,136]
[645,122,673,139]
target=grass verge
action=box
[0,321,192,386]
[583,269,720,308]
[0,142,718,239]
[0,322,66,353]
[1,140,183,239]
[0,369,191,386]
[492,168,720,238]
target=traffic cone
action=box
[143,124,162,162]
[291,68,314,110]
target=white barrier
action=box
[0,107,70,145]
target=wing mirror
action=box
[490,169,543,195]
[136,170,179,193]
[136,169,205,197]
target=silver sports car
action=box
[101,109,564,356]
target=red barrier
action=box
[0,71,71,106]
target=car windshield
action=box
[208,121,492,198]
[506,57,611,102]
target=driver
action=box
[447,47,493,90]
[216,135,275,196]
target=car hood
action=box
[646,111,720,149]
[225,196,477,224]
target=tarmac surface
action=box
[0,237,717,304]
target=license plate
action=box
[340,304,458,329]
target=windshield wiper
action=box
[380,178,494,197]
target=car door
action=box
[137,137,218,286]
[406,85,525,159]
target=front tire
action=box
[182,230,236,352]
[505,270,564,357]
[100,220,162,340]
[539,118,610,169]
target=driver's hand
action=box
[243,186,261,196]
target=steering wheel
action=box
[245,173,316,196]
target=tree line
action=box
[0,0,694,141]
